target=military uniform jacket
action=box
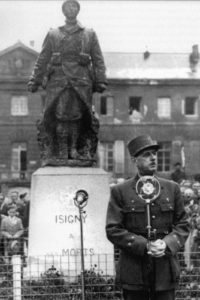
[30,22,107,90]
[106,176,189,291]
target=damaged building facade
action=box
[0,42,199,192]
[0,42,42,194]
[95,45,200,179]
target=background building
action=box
[95,46,200,180]
[0,41,43,195]
[0,41,199,192]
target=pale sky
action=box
[1,1,200,53]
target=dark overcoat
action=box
[106,176,189,291]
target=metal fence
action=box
[0,252,200,299]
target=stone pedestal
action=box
[26,167,114,277]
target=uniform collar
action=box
[131,175,139,190]
[61,20,84,34]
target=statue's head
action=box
[62,0,80,19]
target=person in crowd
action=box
[191,216,200,268]
[106,135,189,300]
[19,193,30,250]
[1,191,24,218]
[182,188,199,268]
[0,193,6,255]
[170,162,186,184]
[183,188,196,218]
[1,207,24,258]
[0,193,5,211]
[19,193,30,228]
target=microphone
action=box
[74,190,88,208]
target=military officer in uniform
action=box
[106,135,189,300]
[28,0,107,164]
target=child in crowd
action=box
[191,216,200,268]
[1,207,24,258]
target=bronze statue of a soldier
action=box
[28,0,107,167]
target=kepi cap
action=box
[127,135,160,157]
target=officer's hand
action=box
[95,83,107,93]
[148,239,166,257]
[27,81,39,93]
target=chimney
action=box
[144,50,150,60]
[189,44,199,72]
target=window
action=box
[100,96,114,116]
[183,97,198,116]
[11,143,27,179]
[157,98,171,118]
[11,96,28,116]
[98,142,114,172]
[99,141,125,174]
[114,141,125,174]
[100,96,107,115]
[157,142,171,172]
[129,97,141,114]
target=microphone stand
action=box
[146,198,157,253]
[136,176,160,253]
[146,198,152,253]
[74,190,88,300]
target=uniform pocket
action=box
[160,202,174,212]
[160,202,174,227]
[123,204,146,231]
[123,203,146,213]
[51,52,62,65]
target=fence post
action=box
[12,255,22,300]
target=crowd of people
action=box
[169,162,200,269]
[0,162,198,269]
[179,182,200,269]
[0,191,30,261]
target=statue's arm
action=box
[90,30,107,91]
[28,31,53,92]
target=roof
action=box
[103,52,200,80]
[0,42,200,80]
[0,40,38,58]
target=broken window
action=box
[184,97,198,116]
[129,97,141,115]
[11,143,27,179]
[100,96,114,116]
